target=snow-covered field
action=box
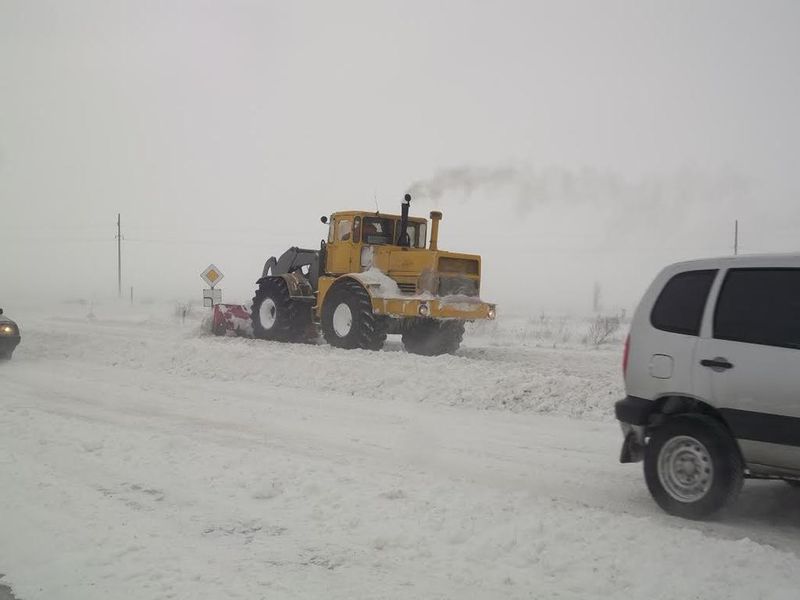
[2,303,800,599]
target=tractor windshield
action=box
[362,217,395,245]
[362,217,427,248]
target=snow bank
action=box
[18,309,622,420]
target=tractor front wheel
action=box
[251,278,311,342]
[321,279,387,351]
[402,319,465,356]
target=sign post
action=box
[201,264,224,307]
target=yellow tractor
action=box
[251,194,496,355]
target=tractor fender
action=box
[318,275,377,311]
[319,271,398,313]
[332,274,381,300]
[256,271,314,299]
[346,270,401,300]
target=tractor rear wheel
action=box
[251,278,311,342]
[321,279,387,351]
[402,319,465,356]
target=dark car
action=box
[0,308,21,359]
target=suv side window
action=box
[650,269,717,336]
[714,268,800,349]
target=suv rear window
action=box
[714,268,800,349]
[650,269,717,336]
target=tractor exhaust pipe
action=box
[397,193,412,247]
[429,211,442,251]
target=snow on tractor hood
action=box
[350,268,403,299]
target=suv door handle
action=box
[700,358,734,370]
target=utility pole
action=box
[116,213,122,297]
[734,219,739,255]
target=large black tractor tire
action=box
[321,279,387,351]
[251,278,312,343]
[644,414,744,520]
[402,319,465,356]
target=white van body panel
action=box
[625,260,718,402]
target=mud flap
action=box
[620,430,645,464]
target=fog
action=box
[2,0,799,314]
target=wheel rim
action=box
[259,298,277,330]
[657,435,714,503]
[332,302,353,337]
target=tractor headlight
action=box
[0,324,16,335]
[418,303,430,317]
[487,306,496,320]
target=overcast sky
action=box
[1,0,799,313]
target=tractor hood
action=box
[369,247,480,276]
[366,246,482,298]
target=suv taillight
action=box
[622,333,630,378]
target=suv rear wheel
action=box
[644,415,743,520]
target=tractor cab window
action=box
[336,219,353,242]
[362,217,395,245]
[403,222,427,249]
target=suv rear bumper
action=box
[614,395,655,426]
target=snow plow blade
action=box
[212,304,253,337]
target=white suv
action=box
[616,254,800,519]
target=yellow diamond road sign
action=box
[201,264,224,288]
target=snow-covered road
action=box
[2,306,800,599]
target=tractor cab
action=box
[323,193,428,251]
[323,210,430,275]
[321,196,482,303]
[325,212,428,248]
[322,194,448,278]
